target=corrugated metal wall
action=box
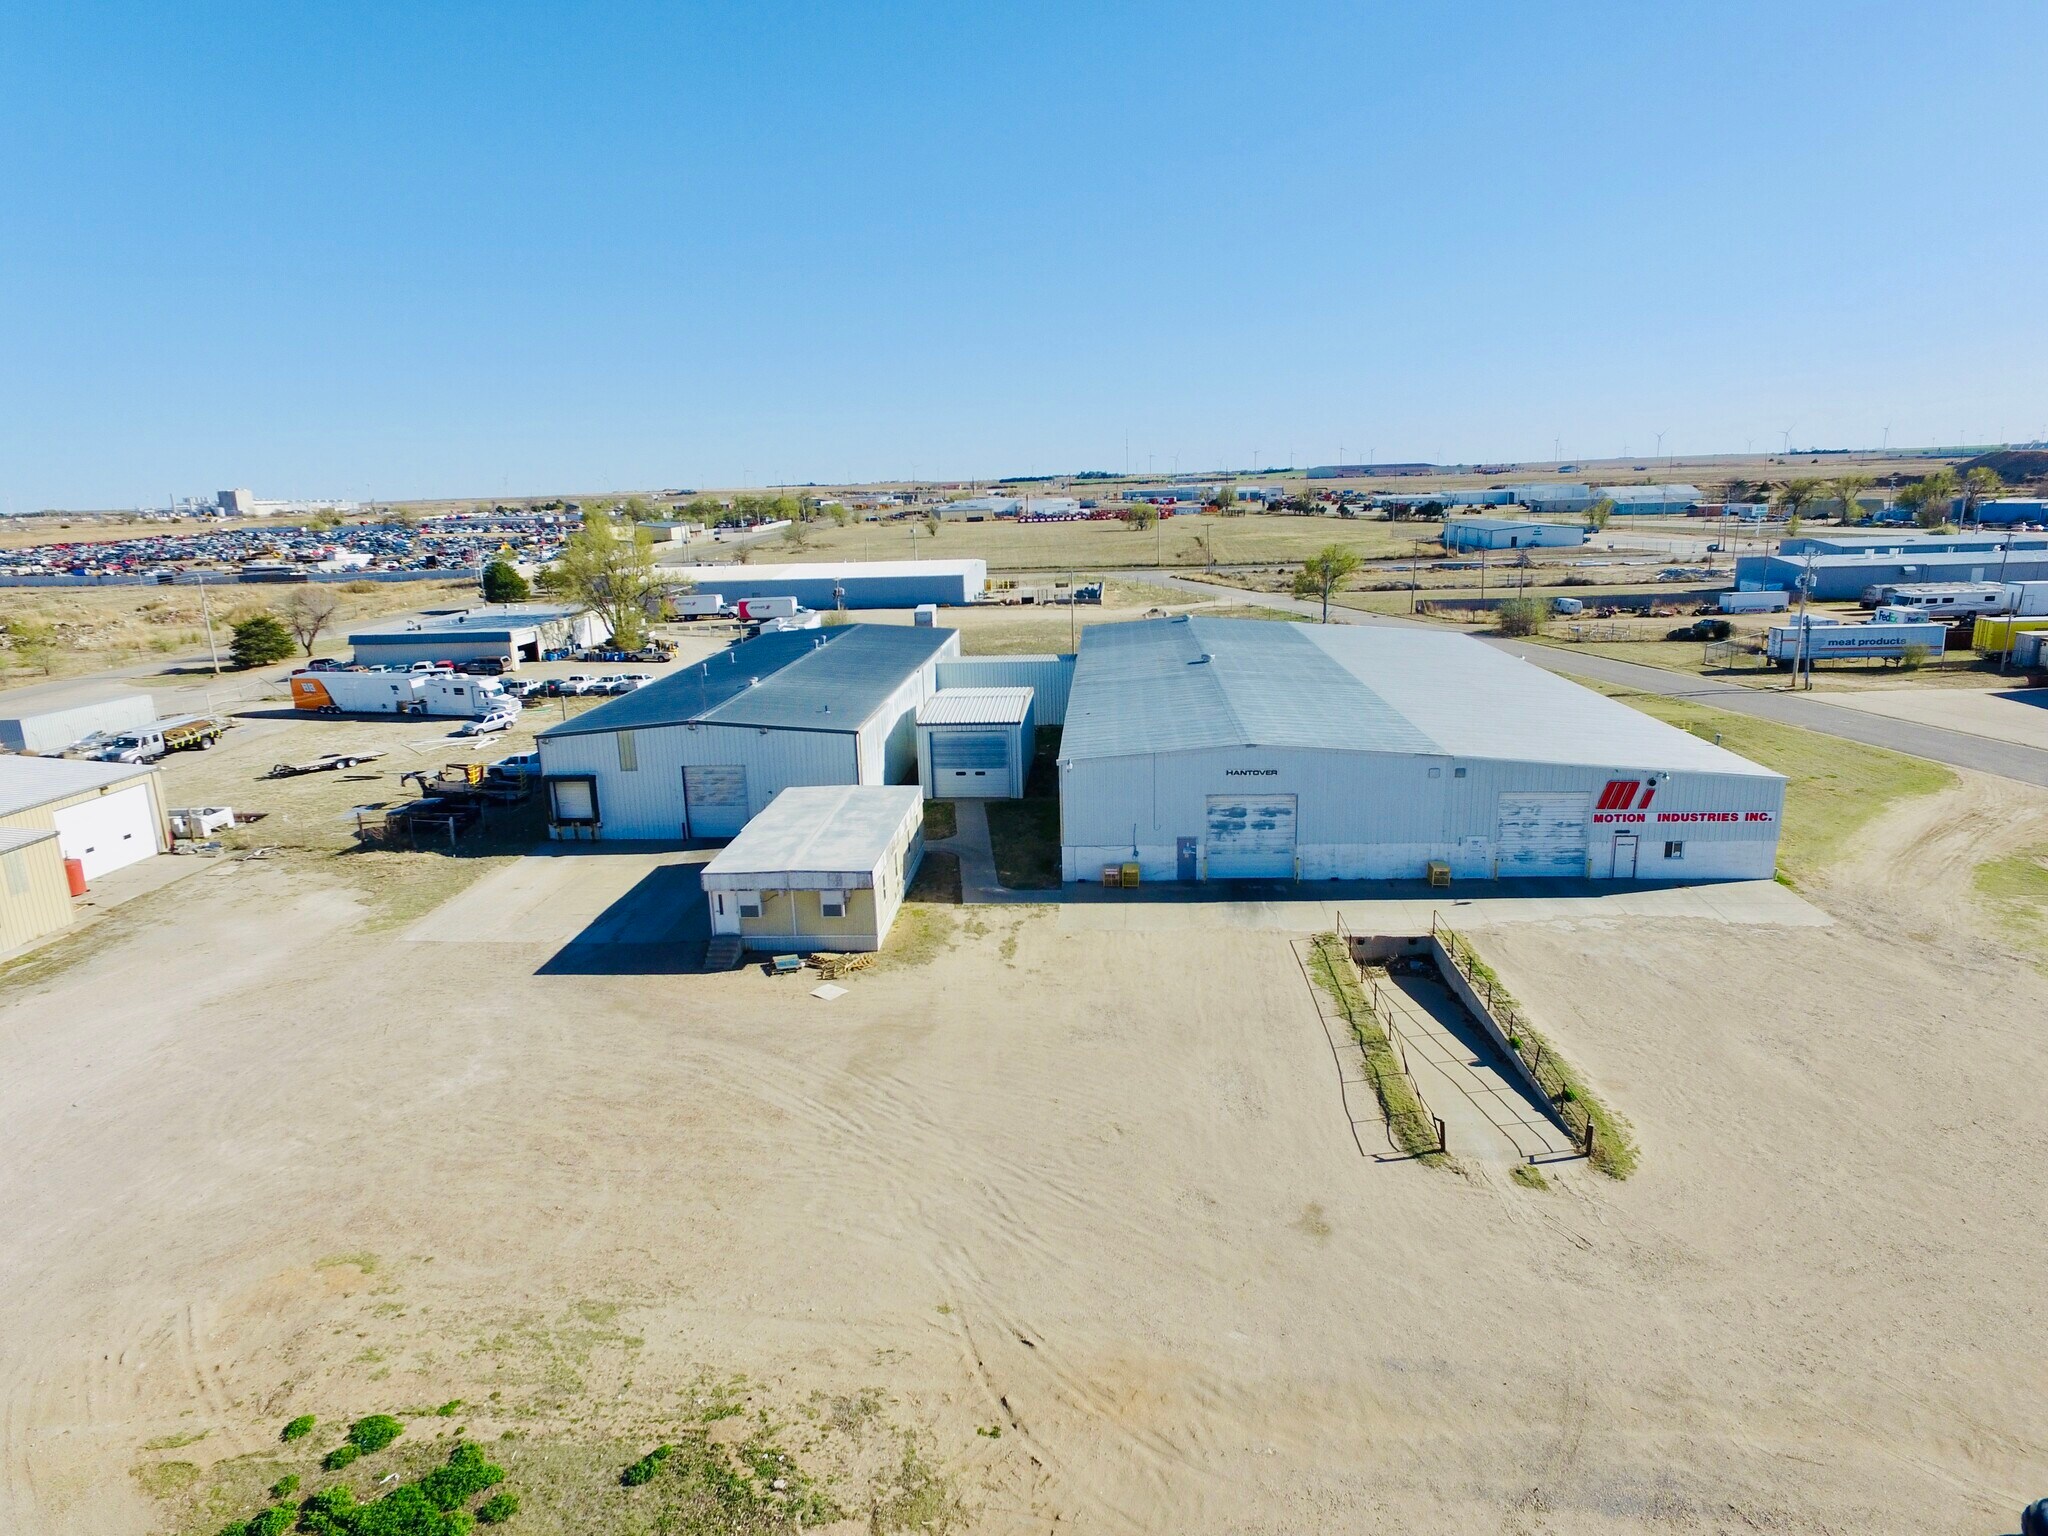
[678,571,982,608]
[0,835,73,952]
[0,693,159,754]
[1059,745,1783,883]
[540,723,859,839]
[934,654,1074,724]
[0,773,168,851]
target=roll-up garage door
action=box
[52,784,157,878]
[930,731,1012,798]
[1204,793,1297,879]
[683,765,750,838]
[1495,792,1590,876]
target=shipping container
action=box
[1971,614,2048,652]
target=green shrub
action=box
[348,1414,405,1454]
[620,1444,672,1486]
[228,613,295,669]
[434,1400,464,1417]
[419,1441,505,1510]
[1493,595,1546,637]
[322,1443,360,1471]
[296,1484,357,1536]
[281,1415,316,1442]
[246,1508,294,1536]
[268,1474,300,1500]
[476,1491,519,1524]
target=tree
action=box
[1214,483,1238,513]
[4,619,58,676]
[1584,497,1615,531]
[481,559,531,603]
[1494,595,1546,637]
[1962,466,2003,523]
[1774,477,1824,522]
[1830,473,1874,523]
[549,509,658,649]
[1122,500,1160,530]
[1292,544,1363,622]
[279,586,341,656]
[782,518,812,550]
[1899,468,1958,531]
[229,613,296,669]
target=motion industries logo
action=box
[1596,779,1655,811]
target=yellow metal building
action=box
[0,828,74,953]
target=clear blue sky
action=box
[4,2,2045,509]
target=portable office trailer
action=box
[1057,619,1782,886]
[0,756,167,881]
[0,828,74,953]
[916,688,1034,799]
[290,671,426,714]
[0,684,159,755]
[701,785,924,952]
[537,624,957,840]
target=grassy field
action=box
[697,511,1412,574]
[1603,688,1956,883]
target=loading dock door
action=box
[930,731,1013,798]
[52,784,157,878]
[1495,792,1590,877]
[1204,793,1297,880]
[682,765,749,838]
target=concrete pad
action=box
[404,845,711,946]
[1811,686,2048,752]
[1058,877,1828,935]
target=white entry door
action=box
[1495,792,1590,877]
[1204,793,1297,880]
[683,765,749,838]
[52,784,158,878]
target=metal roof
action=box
[1444,517,1584,534]
[0,827,58,855]
[0,680,157,719]
[1060,617,1778,778]
[659,558,986,583]
[540,623,954,740]
[700,785,921,882]
[917,687,1033,727]
[349,604,586,642]
[0,755,158,818]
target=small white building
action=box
[348,605,609,669]
[916,688,1035,799]
[0,683,160,755]
[701,785,925,953]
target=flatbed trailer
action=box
[266,750,387,778]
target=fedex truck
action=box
[290,671,426,714]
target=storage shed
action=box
[348,604,609,669]
[537,623,957,840]
[0,828,74,953]
[701,785,924,952]
[659,559,987,610]
[0,756,167,880]
[1057,618,1782,885]
[916,688,1035,799]
[0,683,159,755]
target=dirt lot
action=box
[2,699,2045,1535]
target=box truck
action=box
[290,671,426,714]
[731,595,799,621]
[1718,590,1789,613]
[673,592,730,619]
[420,673,510,718]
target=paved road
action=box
[1127,570,2048,789]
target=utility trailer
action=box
[266,750,387,778]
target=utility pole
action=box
[1792,551,1816,690]
[197,572,222,676]
[1998,529,2017,673]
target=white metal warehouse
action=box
[348,604,610,669]
[916,687,1035,799]
[536,623,958,840]
[1058,618,1783,884]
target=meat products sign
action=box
[1592,780,1773,825]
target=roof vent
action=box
[1192,652,1214,664]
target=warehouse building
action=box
[1441,517,1590,552]
[1775,531,2048,558]
[0,755,167,881]
[1057,618,1782,885]
[536,623,957,840]
[1734,549,2048,601]
[1503,482,1595,513]
[0,828,74,953]
[348,604,610,670]
[916,688,1035,799]
[935,654,1073,724]
[0,682,159,755]
[660,559,987,610]
[1596,484,1703,515]
[701,785,924,953]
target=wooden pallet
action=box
[808,951,876,980]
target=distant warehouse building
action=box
[0,683,159,756]
[1057,618,1783,885]
[349,604,610,669]
[1441,517,1589,552]
[1735,549,2048,601]
[661,559,987,610]
[1775,532,2048,558]
[536,624,957,840]
[1596,484,1702,515]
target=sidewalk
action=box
[926,799,1059,906]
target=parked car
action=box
[499,677,541,699]
[1665,618,1734,642]
[561,674,597,695]
[487,750,540,782]
[458,657,507,676]
[455,709,519,736]
[305,657,347,671]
